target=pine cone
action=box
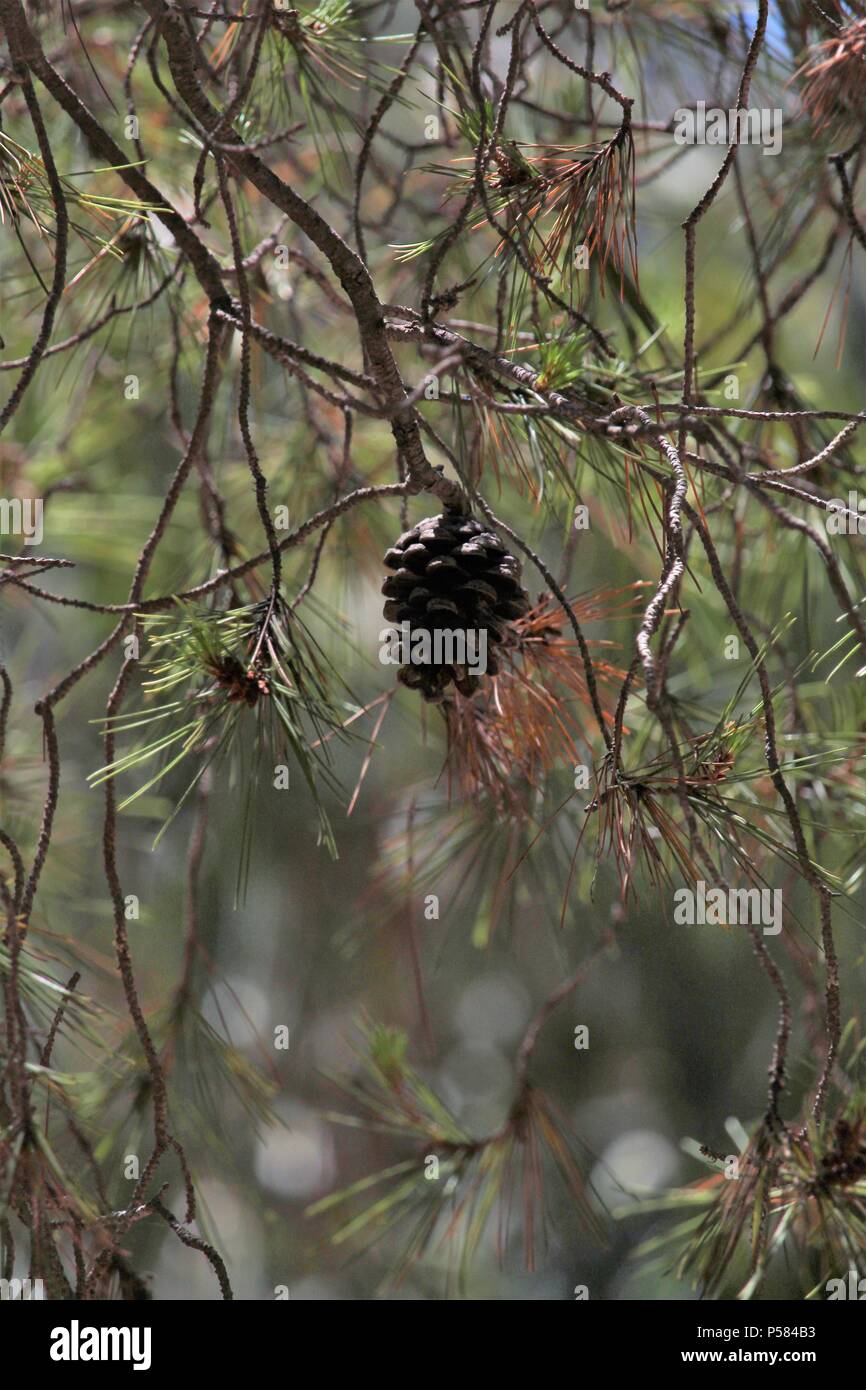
[381,511,531,702]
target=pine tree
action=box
[1,0,865,1305]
